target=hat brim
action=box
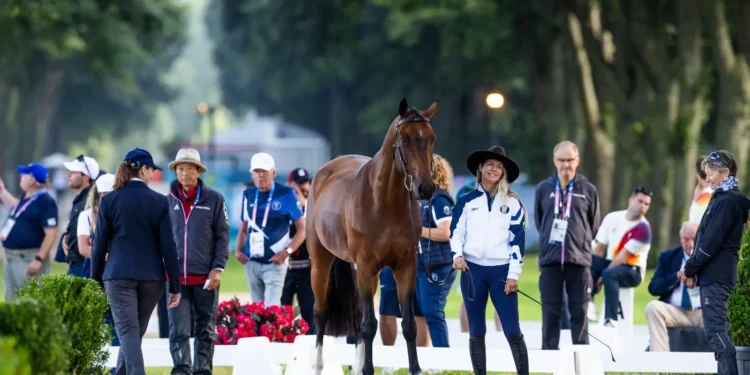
[466,151,520,183]
[63,161,86,174]
[168,160,207,173]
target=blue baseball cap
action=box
[17,163,48,184]
[123,148,162,171]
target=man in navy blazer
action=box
[645,221,703,352]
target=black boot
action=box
[508,334,529,375]
[469,336,487,375]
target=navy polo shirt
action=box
[240,182,303,263]
[2,192,58,250]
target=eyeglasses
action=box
[75,154,94,180]
[633,186,653,197]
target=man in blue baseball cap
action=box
[0,163,59,300]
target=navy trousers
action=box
[590,255,641,321]
[461,262,522,340]
[416,263,456,347]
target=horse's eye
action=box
[401,138,408,144]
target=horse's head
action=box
[393,97,438,200]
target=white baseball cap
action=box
[250,152,275,172]
[63,155,100,179]
[95,173,115,193]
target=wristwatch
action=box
[285,247,295,255]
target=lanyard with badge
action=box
[1,190,47,241]
[249,184,274,258]
[549,178,574,265]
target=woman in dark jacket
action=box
[679,150,750,375]
[92,148,181,375]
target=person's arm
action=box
[449,197,468,260]
[508,199,527,280]
[211,195,230,271]
[271,193,305,264]
[609,222,651,268]
[534,184,544,231]
[76,210,92,258]
[648,250,680,297]
[684,199,734,277]
[234,193,249,262]
[0,178,18,209]
[588,185,602,238]
[592,214,610,257]
[91,199,111,286]
[158,199,180,294]
[37,200,59,261]
[421,195,453,242]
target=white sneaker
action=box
[587,303,598,321]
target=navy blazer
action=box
[647,246,687,302]
[91,179,181,294]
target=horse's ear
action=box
[422,100,439,119]
[399,97,409,117]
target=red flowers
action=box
[215,297,309,345]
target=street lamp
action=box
[486,92,505,109]
[196,102,215,170]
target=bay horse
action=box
[306,98,438,375]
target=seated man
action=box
[590,186,653,327]
[645,222,703,352]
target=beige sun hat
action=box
[168,148,207,173]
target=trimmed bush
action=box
[0,298,70,375]
[728,228,750,347]
[17,274,111,374]
[0,336,31,375]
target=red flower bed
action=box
[215,297,310,345]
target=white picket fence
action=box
[107,336,718,374]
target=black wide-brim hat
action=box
[466,146,520,183]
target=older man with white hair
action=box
[235,152,306,306]
[646,221,703,352]
[166,148,230,375]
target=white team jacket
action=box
[449,185,527,280]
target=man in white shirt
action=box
[645,222,703,351]
[590,186,653,327]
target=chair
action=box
[598,266,646,337]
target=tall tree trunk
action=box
[32,63,66,161]
[706,0,750,184]
[567,11,615,214]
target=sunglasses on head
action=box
[633,186,653,197]
[75,154,94,179]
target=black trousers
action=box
[168,285,219,375]
[539,264,592,350]
[281,268,316,335]
[701,283,738,375]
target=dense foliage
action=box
[0,336,31,375]
[17,274,112,374]
[0,298,70,375]
[728,228,750,346]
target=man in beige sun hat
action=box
[165,148,230,375]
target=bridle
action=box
[392,109,475,300]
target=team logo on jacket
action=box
[271,201,282,210]
[500,205,510,214]
[443,206,451,215]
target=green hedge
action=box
[0,336,31,375]
[0,298,70,375]
[728,228,750,347]
[17,274,112,374]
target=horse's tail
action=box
[324,258,362,337]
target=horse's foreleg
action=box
[355,262,378,375]
[310,250,335,375]
[395,260,422,375]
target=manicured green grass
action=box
[1,254,656,325]
[142,367,707,375]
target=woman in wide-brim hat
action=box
[449,145,529,375]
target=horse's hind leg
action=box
[394,259,422,375]
[354,261,379,375]
[310,244,335,375]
